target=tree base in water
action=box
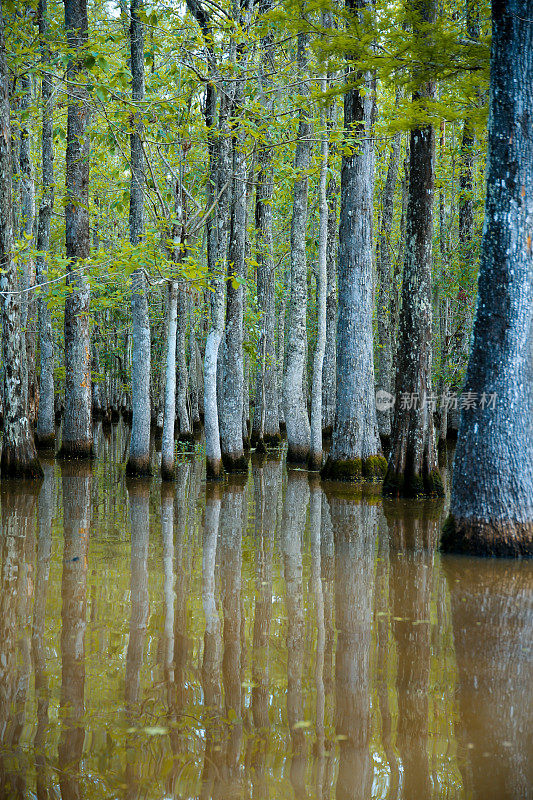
[206,457,223,480]
[251,431,281,449]
[321,454,387,482]
[383,467,444,498]
[222,451,249,473]
[321,457,362,481]
[125,455,152,476]
[58,439,93,460]
[286,443,310,467]
[440,514,533,558]
[160,461,175,481]
[35,431,56,451]
[308,450,323,471]
[1,445,43,479]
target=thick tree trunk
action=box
[322,9,383,482]
[19,72,38,424]
[176,278,192,441]
[204,86,230,479]
[188,293,201,431]
[383,0,443,497]
[283,32,312,465]
[126,0,151,475]
[322,113,337,439]
[441,0,533,557]
[252,0,280,450]
[60,0,92,459]
[0,5,42,477]
[161,280,178,479]
[376,120,402,446]
[35,0,55,449]
[309,69,329,471]
[221,128,247,471]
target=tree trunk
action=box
[383,0,443,497]
[204,86,230,478]
[0,5,42,477]
[60,0,92,459]
[35,0,55,450]
[283,31,312,465]
[188,292,201,431]
[376,116,402,446]
[322,2,383,482]
[161,280,178,479]
[176,278,192,441]
[309,66,329,470]
[19,72,38,424]
[441,0,533,557]
[252,0,281,450]
[322,106,337,439]
[126,0,151,475]
[221,127,247,471]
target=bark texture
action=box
[252,0,280,450]
[283,31,311,465]
[60,0,92,459]
[161,280,178,479]
[126,0,152,475]
[322,6,383,482]
[441,0,533,557]
[309,66,329,471]
[0,4,42,477]
[383,0,442,497]
[376,113,401,444]
[35,0,55,449]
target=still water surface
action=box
[0,429,531,799]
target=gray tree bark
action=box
[322,1,383,482]
[252,0,281,451]
[283,31,312,465]
[176,277,192,441]
[441,0,533,557]
[383,0,443,497]
[376,111,402,446]
[161,280,178,479]
[126,0,151,475]
[322,107,337,439]
[0,4,42,477]
[60,0,92,459]
[35,0,55,450]
[309,66,329,471]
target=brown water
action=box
[0,430,531,799]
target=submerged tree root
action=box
[440,514,533,558]
[222,451,249,473]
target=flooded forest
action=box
[0,0,531,796]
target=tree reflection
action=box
[58,462,91,800]
[384,499,440,800]
[220,476,247,790]
[281,470,309,800]
[0,484,37,797]
[444,558,533,800]
[329,490,377,800]
[33,461,54,800]
[251,456,280,799]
